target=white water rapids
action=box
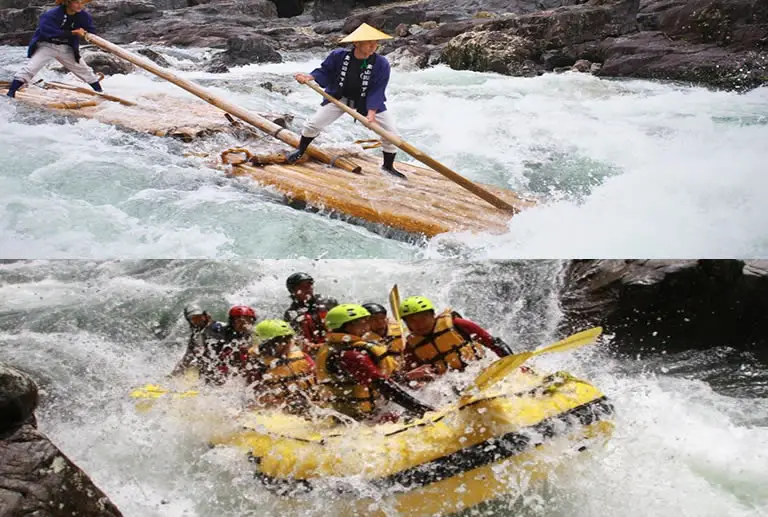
[2,46,767,258]
[1,260,766,516]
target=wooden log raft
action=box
[225,149,535,237]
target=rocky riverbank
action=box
[1,0,766,90]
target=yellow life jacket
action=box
[405,309,485,374]
[255,348,316,410]
[363,319,407,371]
[316,333,399,419]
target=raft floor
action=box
[229,152,535,237]
[1,83,257,141]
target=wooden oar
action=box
[303,80,519,214]
[82,32,362,174]
[41,80,137,106]
[461,327,603,401]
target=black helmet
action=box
[362,303,387,316]
[286,272,314,292]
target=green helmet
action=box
[400,296,435,316]
[324,304,371,331]
[254,319,295,341]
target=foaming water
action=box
[1,260,767,516]
[3,47,767,257]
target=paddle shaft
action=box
[82,33,361,174]
[303,81,519,214]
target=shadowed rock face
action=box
[0,0,765,90]
[1,363,124,517]
[558,260,768,362]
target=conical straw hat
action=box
[339,23,393,43]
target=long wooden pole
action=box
[42,80,137,106]
[303,81,519,213]
[83,33,362,174]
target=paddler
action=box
[247,319,318,415]
[316,304,434,422]
[170,305,215,377]
[286,23,405,178]
[399,296,515,378]
[6,0,103,98]
[362,302,436,385]
[282,272,337,357]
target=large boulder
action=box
[558,260,768,362]
[440,0,639,75]
[0,363,124,516]
[441,30,539,75]
[596,30,767,91]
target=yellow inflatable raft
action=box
[209,368,614,516]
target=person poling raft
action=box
[287,23,406,179]
[6,0,102,98]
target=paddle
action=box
[388,284,407,359]
[461,327,603,400]
[303,80,519,214]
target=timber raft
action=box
[3,30,537,238]
[225,151,534,237]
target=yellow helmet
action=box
[399,296,435,317]
[339,23,393,43]
[324,304,371,331]
[253,319,294,341]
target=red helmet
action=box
[228,305,256,320]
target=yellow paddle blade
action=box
[389,284,402,321]
[467,327,603,394]
[389,284,407,354]
[130,384,170,399]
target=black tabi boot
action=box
[382,151,407,179]
[6,79,24,98]
[89,81,103,92]
[285,135,315,164]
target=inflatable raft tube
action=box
[209,369,614,516]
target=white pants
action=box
[302,99,400,154]
[14,42,99,85]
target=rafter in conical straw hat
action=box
[340,23,393,43]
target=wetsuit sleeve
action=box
[303,353,315,369]
[454,318,510,357]
[310,49,342,88]
[339,349,386,386]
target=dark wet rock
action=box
[0,362,124,516]
[259,80,292,95]
[273,0,305,18]
[384,45,432,70]
[0,364,38,437]
[559,260,768,362]
[84,50,136,75]
[313,19,345,34]
[206,34,282,72]
[136,47,172,68]
[0,6,42,35]
[90,0,159,28]
[596,30,768,91]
